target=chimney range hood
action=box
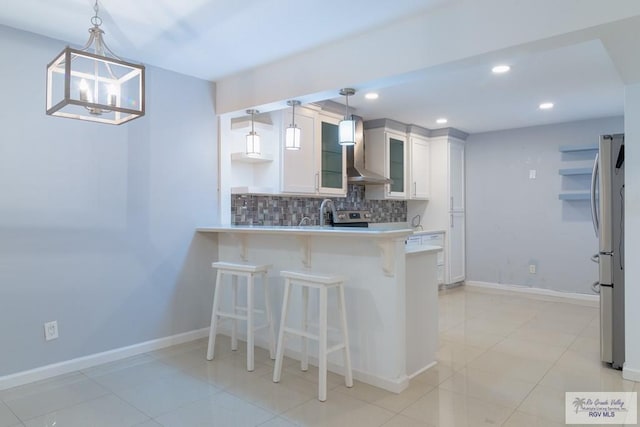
[346,117,392,185]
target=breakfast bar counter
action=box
[197,225,439,393]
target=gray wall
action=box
[465,116,623,294]
[0,25,218,376]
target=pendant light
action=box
[338,88,356,146]
[46,0,145,125]
[246,109,261,156]
[285,100,301,150]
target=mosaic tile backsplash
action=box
[231,185,407,226]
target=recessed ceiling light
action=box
[365,92,379,100]
[436,118,448,124]
[492,65,511,74]
[539,102,554,110]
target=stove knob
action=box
[337,213,346,220]
[363,213,371,219]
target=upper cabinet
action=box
[364,125,408,200]
[408,133,430,200]
[281,107,316,194]
[317,114,346,195]
[448,139,465,211]
[281,107,346,196]
[364,120,430,200]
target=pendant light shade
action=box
[338,88,356,146]
[46,0,145,125]
[285,100,301,150]
[246,109,261,156]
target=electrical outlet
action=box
[529,264,537,274]
[44,321,59,341]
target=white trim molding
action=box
[0,328,210,391]
[623,364,640,382]
[465,281,599,307]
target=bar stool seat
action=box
[206,261,276,372]
[272,270,353,401]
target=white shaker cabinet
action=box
[422,135,466,285]
[449,139,465,210]
[448,211,466,283]
[281,107,317,194]
[281,107,346,196]
[408,134,430,200]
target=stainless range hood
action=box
[346,117,392,185]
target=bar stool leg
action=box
[337,284,353,387]
[231,274,238,351]
[207,270,223,360]
[263,272,276,359]
[247,273,255,372]
[318,286,328,402]
[273,278,291,383]
[301,286,309,371]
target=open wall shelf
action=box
[558,145,597,201]
[559,144,598,152]
[558,192,590,201]
[558,167,592,176]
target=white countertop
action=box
[405,244,442,255]
[196,225,414,238]
[412,229,447,235]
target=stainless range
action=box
[331,210,372,228]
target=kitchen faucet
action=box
[298,216,311,226]
[319,199,338,226]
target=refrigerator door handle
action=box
[590,152,599,237]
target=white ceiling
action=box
[0,0,631,133]
[337,39,624,133]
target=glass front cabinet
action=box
[364,126,408,200]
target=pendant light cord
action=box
[292,102,296,126]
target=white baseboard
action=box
[464,281,599,307]
[407,361,437,381]
[623,364,640,382]
[0,327,210,391]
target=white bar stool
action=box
[272,270,353,401]
[206,262,276,372]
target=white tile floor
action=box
[1,286,637,426]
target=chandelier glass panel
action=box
[46,1,145,125]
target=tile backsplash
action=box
[231,185,407,226]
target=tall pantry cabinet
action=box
[421,135,466,285]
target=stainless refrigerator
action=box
[591,134,625,369]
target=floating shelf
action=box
[559,144,598,152]
[558,192,591,201]
[231,186,275,195]
[231,152,273,163]
[558,167,592,176]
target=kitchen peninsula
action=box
[197,225,440,393]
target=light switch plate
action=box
[529,169,537,179]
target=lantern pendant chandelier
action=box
[285,100,301,150]
[338,88,356,146]
[46,0,145,125]
[246,109,261,156]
